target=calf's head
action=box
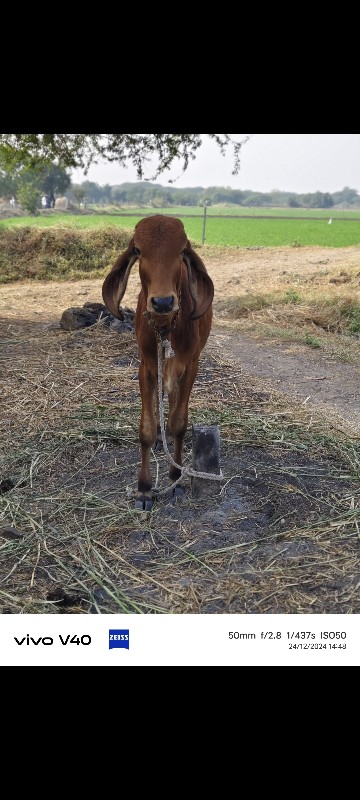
[102,215,214,323]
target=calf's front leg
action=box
[135,362,157,510]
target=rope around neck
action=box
[154,333,224,495]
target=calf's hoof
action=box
[134,493,153,511]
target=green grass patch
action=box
[284,289,302,304]
[1,213,360,248]
[341,304,360,334]
[304,334,322,348]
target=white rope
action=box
[154,335,224,495]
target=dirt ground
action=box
[1,243,359,434]
[1,245,360,614]
[210,329,360,435]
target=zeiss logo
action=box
[109,629,130,650]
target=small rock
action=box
[60,303,136,331]
[110,319,134,332]
[60,307,98,330]
[83,302,112,317]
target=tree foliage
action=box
[0,134,251,180]
[64,180,358,210]
[0,169,15,199]
[71,185,88,207]
[0,158,71,213]
[16,179,42,215]
[41,164,71,205]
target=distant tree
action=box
[332,187,359,206]
[207,187,246,206]
[111,185,127,203]
[271,191,294,207]
[322,193,334,209]
[0,159,71,209]
[311,193,320,208]
[153,188,173,207]
[25,176,354,213]
[0,134,251,181]
[79,181,106,204]
[71,185,87,207]
[172,187,202,206]
[246,192,272,207]
[100,184,113,204]
[41,163,71,207]
[308,192,334,209]
[116,182,150,205]
[16,175,41,215]
[199,195,212,207]
[0,168,16,199]
[301,194,313,208]
[230,190,246,206]
[210,189,235,204]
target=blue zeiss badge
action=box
[109,630,130,650]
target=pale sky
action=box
[70,134,360,194]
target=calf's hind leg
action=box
[167,362,198,488]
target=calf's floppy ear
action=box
[183,243,214,320]
[102,237,138,320]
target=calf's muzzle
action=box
[151,295,175,314]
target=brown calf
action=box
[102,214,214,510]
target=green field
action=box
[85,205,360,220]
[1,211,360,247]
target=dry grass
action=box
[1,315,360,614]
[212,248,360,363]
[1,242,360,615]
[0,226,130,282]
[1,233,359,367]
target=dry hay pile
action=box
[1,315,360,615]
[0,226,131,282]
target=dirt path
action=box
[210,326,360,436]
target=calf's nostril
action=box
[152,296,174,313]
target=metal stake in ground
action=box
[191,424,221,498]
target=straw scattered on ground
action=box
[1,241,360,614]
[1,317,359,614]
